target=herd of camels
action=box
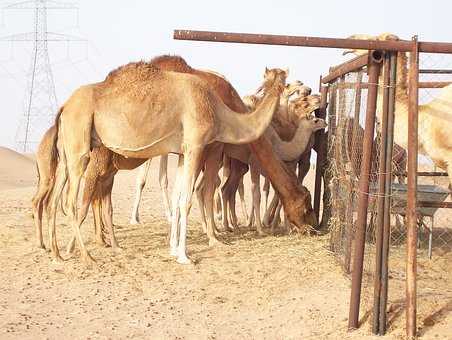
[31,33,452,266]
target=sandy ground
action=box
[0,148,451,339]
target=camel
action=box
[45,60,287,265]
[217,81,313,230]
[344,33,452,192]
[220,94,324,234]
[129,79,310,230]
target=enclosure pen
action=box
[174,29,452,338]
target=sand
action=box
[0,149,450,339]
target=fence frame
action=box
[173,29,452,338]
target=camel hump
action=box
[150,55,192,73]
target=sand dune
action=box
[0,146,36,190]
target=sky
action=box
[0,0,448,149]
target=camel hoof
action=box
[112,246,123,254]
[256,229,267,237]
[176,255,192,265]
[36,244,47,252]
[52,255,65,265]
[208,237,225,247]
[129,218,140,225]
[169,248,178,257]
[82,253,96,266]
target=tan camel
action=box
[130,80,310,231]
[46,61,286,265]
[218,81,312,230]
[221,94,323,234]
[345,33,452,192]
[248,99,326,234]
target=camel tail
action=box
[50,106,64,178]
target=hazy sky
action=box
[0,0,448,149]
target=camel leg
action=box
[214,188,222,221]
[195,173,208,233]
[238,176,248,222]
[263,191,279,227]
[159,155,172,222]
[92,190,107,247]
[176,146,203,264]
[271,200,283,233]
[46,161,67,263]
[32,180,51,250]
[298,150,311,185]
[262,177,270,213]
[130,159,152,225]
[250,161,264,235]
[100,174,121,250]
[169,156,183,256]
[202,144,223,245]
[65,155,100,257]
[64,150,94,264]
[228,192,239,229]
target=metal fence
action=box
[323,51,452,336]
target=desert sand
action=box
[0,148,450,339]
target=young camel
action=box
[47,62,286,265]
[249,99,326,234]
[345,33,452,192]
[221,94,324,234]
[218,81,312,230]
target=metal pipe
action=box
[313,85,329,222]
[348,51,382,330]
[419,81,452,88]
[333,81,451,89]
[344,70,364,274]
[419,69,452,74]
[322,54,368,83]
[379,51,398,335]
[320,84,337,230]
[174,30,452,54]
[372,52,391,335]
[416,171,449,177]
[406,36,420,340]
[418,201,452,208]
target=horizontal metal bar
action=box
[174,30,452,54]
[419,69,452,74]
[418,201,452,209]
[330,81,451,89]
[322,54,368,84]
[416,171,449,177]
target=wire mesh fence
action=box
[325,52,451,333]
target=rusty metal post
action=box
[406,36,420,340]
[314,85,329,222]
[379,51,398,335]
[344,70,364,274]
[320,84,337,231]
[348,50,383,330]
[372,52,391,335]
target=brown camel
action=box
[46,60,287,265]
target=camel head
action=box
[290,94,321,117]
[282,185,318,233]
[283,80,307,98]
[343,33,400,56]
[299,114,327,132]
[259,67,288,95]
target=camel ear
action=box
[284,68,289,77]
[265,67,269,75]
